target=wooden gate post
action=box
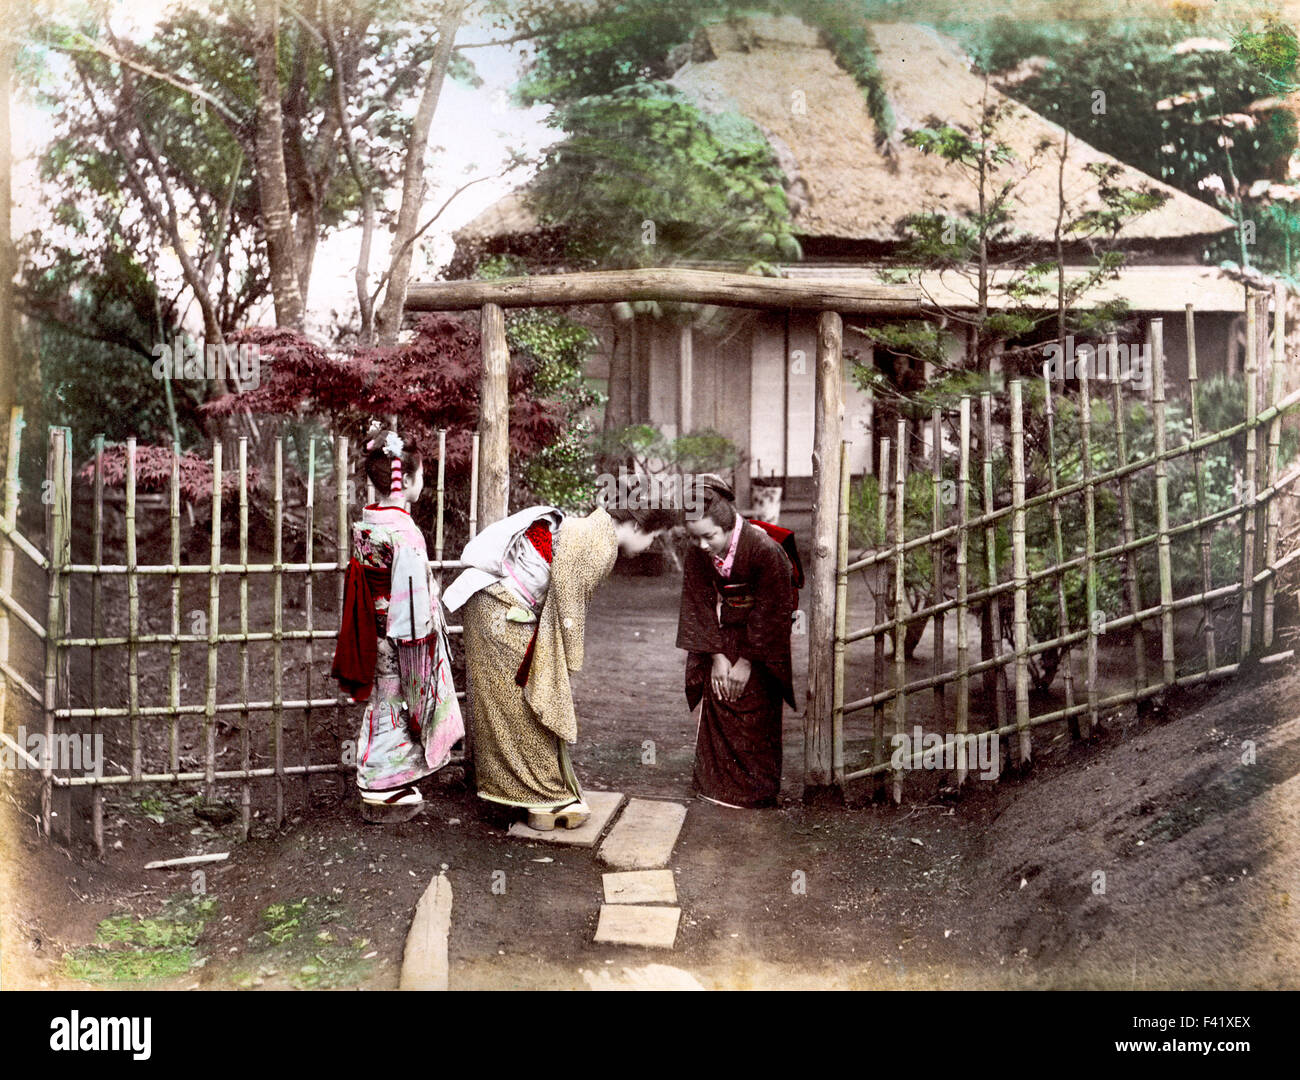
[478,303,510,529]
[804,309,844,803]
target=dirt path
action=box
[3,572,1298,990]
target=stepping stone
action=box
[602,869,677,905]
[399,873,452,991]
[593,904,681,949]
[507,790,625,847]
[597,798,687,869]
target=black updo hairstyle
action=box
[362,429,423,496]
[605,505,681,533]
[688,474,737,530]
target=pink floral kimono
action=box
[333,505,464,792]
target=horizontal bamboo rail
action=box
[0,421,478,852]
[835,299,1300,798]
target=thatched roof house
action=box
[458,17,1232,259]
[454,16,1249,513]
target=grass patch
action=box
[237,896,375,989]
[61,895,216,984]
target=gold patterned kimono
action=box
[460,509,617,809]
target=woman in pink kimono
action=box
[332,429,464,822]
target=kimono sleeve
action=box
[676,544,725,656]
[738,531,796,670]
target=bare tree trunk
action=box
[253,0,307,330]
[603,317,634,433]
[323,0,376,344]
[375,0,465,346]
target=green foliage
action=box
[248,895,374,990]
[512,0,705,106]
[508,307,605,511]
[531,82,797,269]
[597,422,744,480]
[948,16,1300,278]
[61,895,215,984]
[467,256,605,511]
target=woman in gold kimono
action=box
[444,504,674,830]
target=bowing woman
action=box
[443,503,675,831]
[676,476,798,809]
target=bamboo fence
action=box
[835,303,1300,800]
[0,420,477,853]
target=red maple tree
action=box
[202,314,564,477]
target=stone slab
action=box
[582,964,705,990]
[593,904,681,949]
[597,798,688,869]
[399,873,452,991]
[506,790,626,847]
[602,869,678,905]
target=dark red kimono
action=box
[676,520,798,808]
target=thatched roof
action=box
[455,15,1234,251]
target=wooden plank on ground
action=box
[399,872,452,991]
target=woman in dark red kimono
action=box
[676,477,797,808]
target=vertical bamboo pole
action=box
[303,437,316,801]
[238,438,251,836]
[930,405,945,728]
[1264,333,1283,649]
[272,438,285,828]
[1042,365,1077,738]
[892,417,907,805]
[335,435,349,799]
[204,441,221,801]
[124,437,140,787]
[479,303,510,529]
[832,439,851,786]
[1079,363,1099,735]
[90,435,105,855]
[58,428,70,843]
[468,433,480,540]
[168,441,180,775]
[980,392,1007,733]
[336,436,349,615]
[0,408,20,736]
[1263,284,1286,647]
[1150,320,1176,687]
[955,399,970,788]
[1185,306,1216,673]
[806,309,844,797]
[1240,300,1258,659]
[435,428,446,574]
[1009,381,1031,767]
[872,436,890,795]
[41,427,67,835]
[1110,331,1147,696]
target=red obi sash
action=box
[513,519,555,688]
